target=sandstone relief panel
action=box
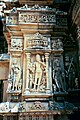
[7,57,22,93]
[26,53,47,92]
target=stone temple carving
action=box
[0,1,77,120]
[52,38,63,50]
[19,13,56,24]
[18,4,56,11]
[26,32,49,49]
[11,38,23,51]
[29,101,46,110]
[7,59,22,92]
[6,16,17,25]
[53,58,65,92]
[28,54,46,91]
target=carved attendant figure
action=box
[11,60,21,91]
[53,58,64,92]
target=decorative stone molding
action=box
[0,102,10,113]
[6,16,18,25]
[19,12,56,24]
[17,4,56,11]
[29,101,46,110]
[5,5,56,25]
[52,38,63,50]
[25,32,50,50]
[0,101,75,113]
[10,38,23,51]
[49,101,75,111]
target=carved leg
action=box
[34,77,37,89]
[37,73,42,90]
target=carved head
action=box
[36,54,41,61]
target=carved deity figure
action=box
[28,54,46,90]
[34,54,46,90]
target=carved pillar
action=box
[45,53,49,90]
[26,53,30,90]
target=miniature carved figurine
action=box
[34,54,46,90]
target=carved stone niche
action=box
[23,52,52,97]
[24,32,51,50]
[25,53,47,92]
